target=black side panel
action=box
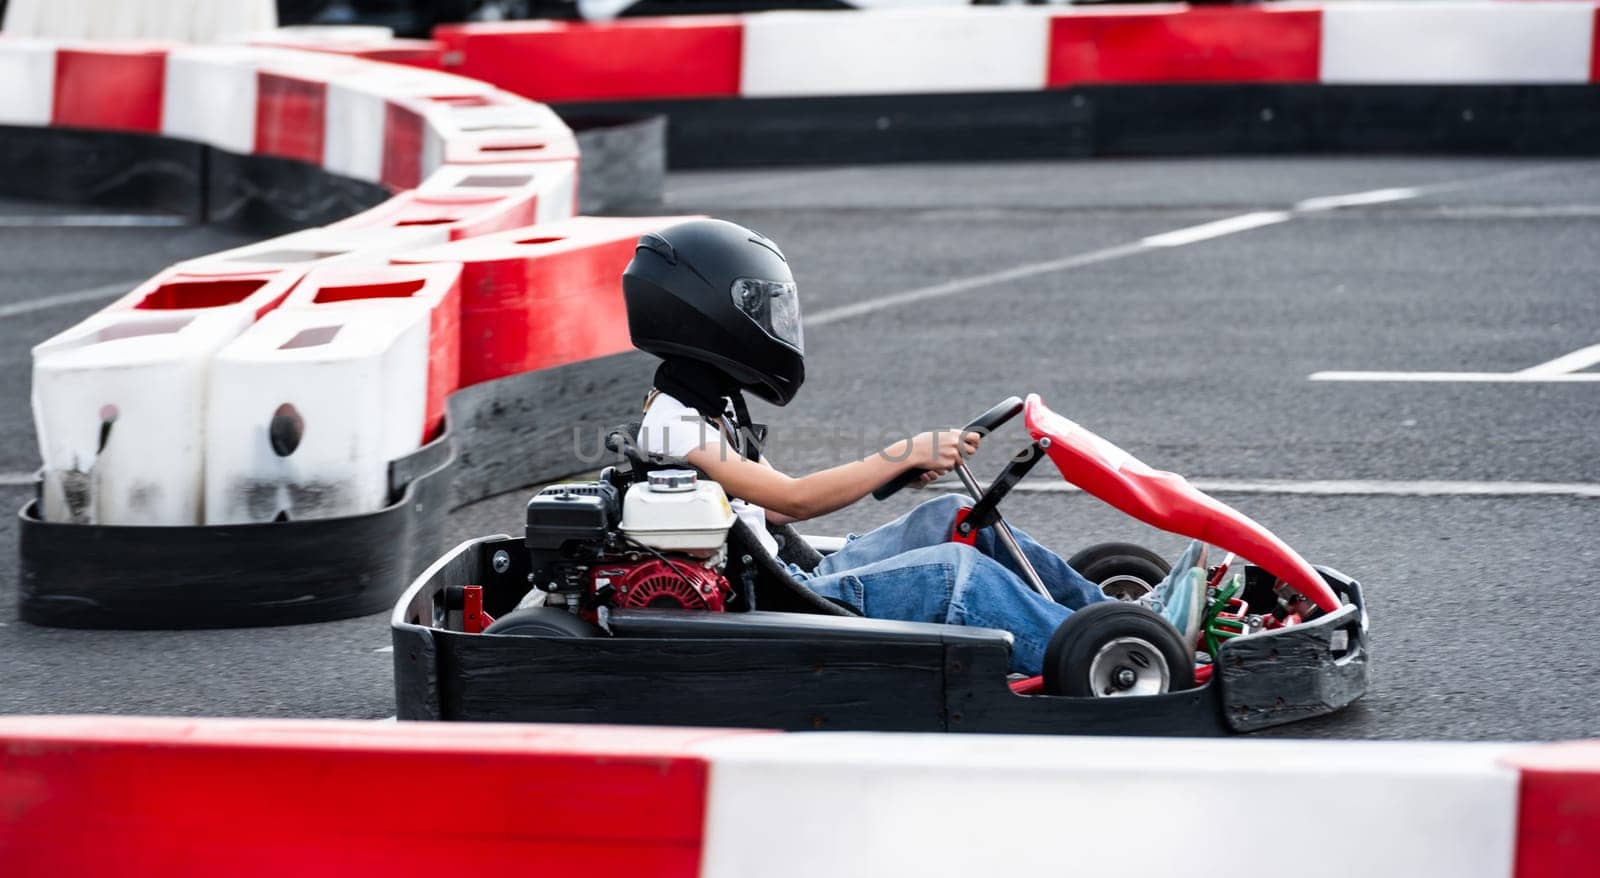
[556,85,1600,169]
[436,631,950,731]
[942,640,1228,737]
[447,350,653,508]
[570,115,668,215]
[205,148,392,236]
[0,124,205,218]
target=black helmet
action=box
[623,218,804,406]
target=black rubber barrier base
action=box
[17,352,652,630]
[556,85,1600,169]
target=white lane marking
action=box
[1312,342,1600,383]
[1141,211,1293,247]
[0,472,38,487]
[1518,343,1600,377]
[1312,371,1600,383]
[808,242,1147,327]
[805,164,1573,328]
[937,479,1600,499]
[0,279,135,321]
[1295,187,1420,212]
[372,645,395,654]
[0,214,187,228]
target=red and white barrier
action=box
[175,225,451,275]
[161,45,273,155]
[279,262,463,442]
[323,65,496,184]
[108,264,302,318]
[396,215,699,386]
[31,310,255,526]
[2,716,1598,877]
[438,2,1600,103]
[204,306,429,524]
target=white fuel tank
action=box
[619,469,736,557]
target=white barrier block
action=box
[0,38,57,125]
[417,98,574,185]
[175,225,450,274]
[204,307,428,524]
[162,45,268,154]
[324,66,497,183]
[699,734,1522,878]
[1321,2,1597,84]
[31,309,254,526]
[740,8,1052,97]
[416,160,578,225]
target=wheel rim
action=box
[1087,636,1171,697]
[1099,574,1154,602]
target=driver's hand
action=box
[906,428,981,475]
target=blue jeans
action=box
[791,494,1108,675]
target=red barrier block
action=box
[436,18,744,102]
[1048,7,1322,86]
[255,71,327,164]
[396,215,701,386]
[335,187,544,241]
[0,716,761,878]
[52,45,168,132]
[383,100,428,189]
[1593,7,1600,83]
[1506,742,1600,878]
[281,262,464,441]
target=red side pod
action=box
[1507,742,1600,878]
[435,18,745,102]
[0,716,760,878]
[1047,7,1322,86]
[1023,394,1338,611]
[52,46,169,131]
[255,72,327,165]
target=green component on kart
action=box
[1202,572,1248,659]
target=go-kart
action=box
[391,394,1368,734]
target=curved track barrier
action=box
[437,3,1600,165]
[7,30,669,628]
[1,715,1597,877]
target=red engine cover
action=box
[598,559,732,612]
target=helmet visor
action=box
[730,278,803,353]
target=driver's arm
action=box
[685,429,979,524]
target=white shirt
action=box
[637,392,779,556]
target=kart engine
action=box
[524,469,737,616]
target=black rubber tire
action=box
[1066,542,1172,601]
[1043,602,1195,697]
[483,607,601,637]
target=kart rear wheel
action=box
[483,607,601,637]
[1067,542,1172,602]
[1044,602,1194,697]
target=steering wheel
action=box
[872,397,1025,501]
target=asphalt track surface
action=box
[2,158,1598,741]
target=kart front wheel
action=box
[1067,542,1172,602]
[1044,602,1194,697]
[483,607,601,637]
